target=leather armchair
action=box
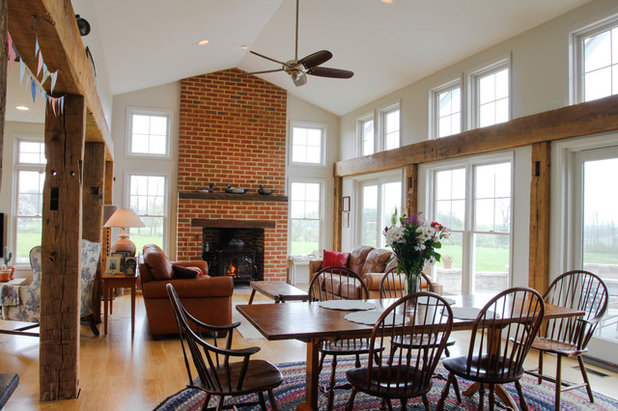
[139,244,233,337]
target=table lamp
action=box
[103,208,145,256]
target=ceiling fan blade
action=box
[250,50,286,66]
[246,69,285,75]
[307,66,354,79]
[298,50,333,69]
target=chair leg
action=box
[268,389,278,411]
[327,355,337,411]
[201,393,210,411]
[385,398,393,411]
[422,394,430,410]
[355,353,361,368]
[437,372,452,410]
[345,387,357,411]
[479,384,485,411]
[318,351,326,375]
[515,380,528,411]
[216,395,225,411]
[86,314,99,336]
[538,350,543,384]
[451,374,462,403]
[258,391,267,410]
[401,397,408,408]
[555,354,562,410]
[488,384,495,411]
[445,346,451,357]
[577,356,595,403]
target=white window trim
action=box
[123,170,171,253]
[288,120,326,167]
[125,106,173,159]
[424,152,514,294]
[570,13,618,104]
[429,77,463,139]
[469,57,512,130]
[377,102,401,151]
[12,137,46,267]
[357,112,376,157]
[287,177,326,256]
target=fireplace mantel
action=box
[179,191,288,202]
[191,219,276,229]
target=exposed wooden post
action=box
[0,0,7,191]
[529,142,551,293]
[333,176,342,251]
[82,143,105,325]
[40,94,85,401]
[104,160,114,205]
[405,164,418,216]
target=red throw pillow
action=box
[322,249,350,269]
[172,265,203,279]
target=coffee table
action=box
[248,281,308,304]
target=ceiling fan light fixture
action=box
[291,70,306,87]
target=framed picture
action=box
[342,196,351,212]
[106,256,122,274]
[124,257,137,276]
[111,251,131,272]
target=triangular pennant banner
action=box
[50,71,58,94]
[37,52,43,76]
[30,78,37,102]
[35,37,40,60]
[19,59,25,83]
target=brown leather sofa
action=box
[309,245,434,298]
[138,244,234,336]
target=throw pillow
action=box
[172,265,202,279]
[143,244,173,280]
[322,249,350,269]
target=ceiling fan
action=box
[247,0,354,87]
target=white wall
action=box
[110,82,180,258]
[286,95,340,254]
[338,0,618,286]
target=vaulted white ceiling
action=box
[90,0,589,116]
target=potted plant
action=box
[443,255,454,269]
[0,247,14,282]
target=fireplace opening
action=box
[202,227,264,283]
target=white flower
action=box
[427,256,437,265]
[384,226,404,246]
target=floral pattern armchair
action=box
[1,239,101,335]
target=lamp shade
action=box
[104,209,146,228]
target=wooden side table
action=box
[102,272,138,339]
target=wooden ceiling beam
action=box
[7,0,112,160]
[335,94,618,177]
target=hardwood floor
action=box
[0,288,617,410]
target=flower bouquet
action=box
[383,211,449,296]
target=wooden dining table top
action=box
[235,294,586,342]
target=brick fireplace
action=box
[176,68,288,281]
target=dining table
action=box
[236,294,585,410]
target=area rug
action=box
[155,358,618,410]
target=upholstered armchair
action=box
[0,239,101,336]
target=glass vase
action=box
[406,273,419,296]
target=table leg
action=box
[110,288,113,315]
[248,288,256,305]
[103,283,109,335]
[297,337,320,411]
[131,280,136,340]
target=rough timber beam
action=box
[335,94,618,177]
[7,0,112,160]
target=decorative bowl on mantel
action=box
[225,184,248,194]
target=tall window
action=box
[14,140,46,263]
[574,17,618,102]
[128,174,167,252]
[360,116,375,156]
[128,109,170,156]
[290,123,324,165]
[432,160,512,294]
[360,180,401,248]
[381,106,400,150]
[473,62,510,128]
[432,81,462,138]
[289,181,321,255]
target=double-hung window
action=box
[431,80,462,138]
[358,105,401,157]
[431,159,512,295]
[290,123,325,165]
[127,109,171,157]
[360,179,402,248]
[128,174,167,252]
[14,140,46,263]
[472,61,510,128]
[359,115,375,156]
[289,181,322,255]
[573,16,618,102]
[381,106,400,150]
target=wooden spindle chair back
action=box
[465,287,545,381]
[308,266,369,302]
[379,267,434,299]
[541,270,608,350]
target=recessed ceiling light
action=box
[381,0,394,3]
[241,45,248,50]
[16,105,30,111]
[197,39,209,46]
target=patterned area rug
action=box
[155,358,618,410]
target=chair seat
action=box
[346,366,432,398]
[393,335,456,349]
[320,338,377,355]
[532,337,585,356]
[192,359,283,396]
[443,355,523,384]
